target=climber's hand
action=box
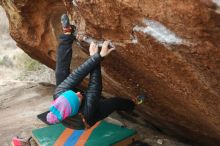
[89,42,98,56]
[100,41,115,57]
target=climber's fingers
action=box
[89,42,99,56]
[108,47,116,53]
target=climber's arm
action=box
[54,52,102,98]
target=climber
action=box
[46,14,143,129]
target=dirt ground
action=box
[0,81,54,145]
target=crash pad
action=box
[32,121,137,146]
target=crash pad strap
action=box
[64,130,84,146]
[54,128,73,146]
[74,121,100,146]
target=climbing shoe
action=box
[61,14,74,35]
[132,95,145,105]
[61,14,70,28]
[61,14,77,36]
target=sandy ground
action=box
[0,81,54,145]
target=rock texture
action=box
[1,0,220,145]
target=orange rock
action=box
[1,0,220,145]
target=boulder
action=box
[1,0,220,145]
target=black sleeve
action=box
[86,63,102,95]
[54,53,102,99]
[81,64,102,124]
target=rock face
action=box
[1,0,220,145]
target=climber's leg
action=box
[94,97,135,121]
[55,14,75,86]
[82,63,102,126]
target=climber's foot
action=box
[61,14,70,28]
[61,14,73,35]
[132,95,145,105]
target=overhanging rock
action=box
[1,0,220,145]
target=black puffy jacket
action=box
[53,53,102,129]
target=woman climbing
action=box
[46,14,143,129]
